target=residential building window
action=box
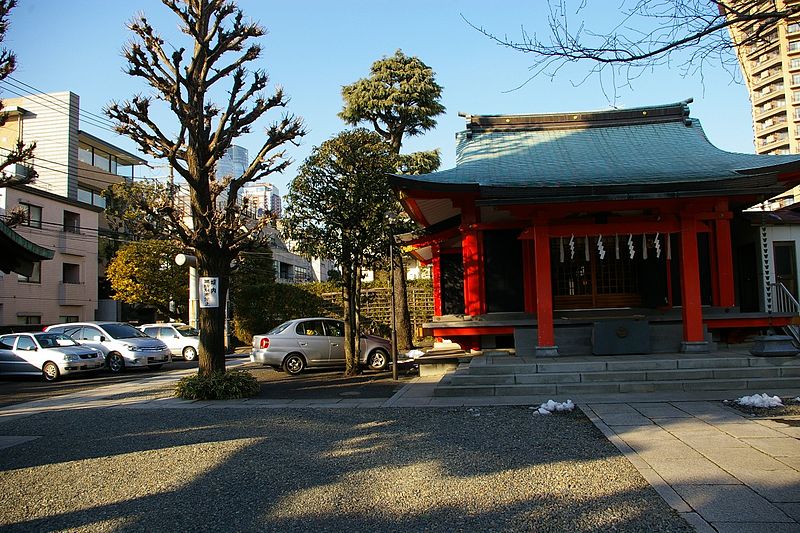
[19,203,42,229]
[777,98,787,108]
[63,263,80,284]
[58,315,79,323]
[16,315,41,325]
[77,187,106,208]
[793,58,800,70]
[789,22,800,34]
[790,40,800,52]
[78,142,119,174]
[63,211,80,234]
[17,261,41,283]
[78,142,93,165]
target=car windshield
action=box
[267,321,293,335]
[176,326,199,337]
[35,333,79,348]
[102,323,148,339]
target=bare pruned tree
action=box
[465,1,799,95]
[106,0,305,375]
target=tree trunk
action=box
[196,250,231,376]
[342,259,359,376]
[393,247,414,351]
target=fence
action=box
[319,285,434,338]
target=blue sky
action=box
[5,0,755,192]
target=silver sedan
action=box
[0,332,105,381]
[251,318,391,375]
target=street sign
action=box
[199,277,219,308]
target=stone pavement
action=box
[0,365,798,532]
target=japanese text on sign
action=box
[199,277,219,308]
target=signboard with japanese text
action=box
[199,277,219,308]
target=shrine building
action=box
[391,100,800,357]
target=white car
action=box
[0,332,105,381]
[139,323,200,361]
[44,321,171,373]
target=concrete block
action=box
[556,382,620,394]
[713,367,780,379]
[606,359,677,371]
[537,361,607,373]
[581,371,647,382]
[647,369,713,381]
[673,485,793,522]
[683,380,748,391]
[493,384,558,396]
[678,357,750,369]
[515,373,580,384]
[433,385,495,397]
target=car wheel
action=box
[42,361,60,382]
[367,348,389,371]
[108,352,125,373]
[283,354,306,375]
[182,346,198,361]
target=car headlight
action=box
[63,354,79,362]
[123,344,142,352]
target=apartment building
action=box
[0,92,146,327]
[0,185,101,325]
[729,1,800,156]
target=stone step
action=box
[433,376,800,397]
[447,365,799,387]
[466,355,800,375]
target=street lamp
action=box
[389,232,398,380]
[387,213,398,381]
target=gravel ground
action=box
[0,407,692,533]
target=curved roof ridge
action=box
[460,99,694,133]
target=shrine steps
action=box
[433,350,800,397]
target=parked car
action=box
[251,317,391,375]
[44,321,171,373]
[139,323,200,361]
[0,332,105,381]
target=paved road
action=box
[0,357,417,407]
[0,356,250,408]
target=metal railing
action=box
[771,281,800,343]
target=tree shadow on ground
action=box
[0,406,697,532]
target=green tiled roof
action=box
[392,102,800,193]
[0,220,54,275]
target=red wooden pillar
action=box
[461,204,485,316]
[431,244,442,316]
[522,239,537,313]
[709,225,720,306]
[533,222,558,355]
[714,214,735,308]
[679,214,709,352]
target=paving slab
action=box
[733,469,800,503]
[644,456,741,485]
[629,402,694,418]
[778,502,800,522]
[716,421,790,439]
[702,447,793,472]
[740,437,800,457]
[711,523,800,533]
[591,412,655,427]
[673,484,794,523]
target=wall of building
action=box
[3,92,80,199]
[0,186,99,326]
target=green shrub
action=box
[174,369,261,400]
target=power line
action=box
[1,77,118,131]
[7,76,116,128]
[0,82,116,134]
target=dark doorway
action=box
[737,242,759,312]
[440,252,464,315]
[774,241,798,299]
[484,230,524,312]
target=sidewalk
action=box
[0,366,798,532]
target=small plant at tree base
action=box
[175,369,260,400]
